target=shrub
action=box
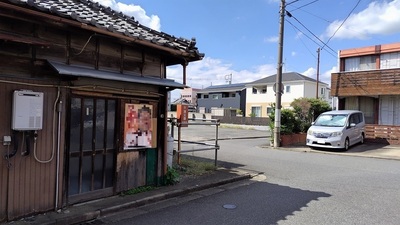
[165,166,180,185]
[269,98,330,136]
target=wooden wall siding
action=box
[1,19,165,78]
[115,151,147,192]
[98,40,122,71]
[123,47,143,74]
[67,32,96,67]
[365,125,400,145]
[0,78,66,221]
[331,68,400,97]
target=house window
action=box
[222,92,229,98]
[345,56,376,71]
[321,88,325,95]
[381,52,400,69]
[231,93,236,97]
[252,87,257,94]
[379,96,400,125]
[261,86,267,94]
[285,85,291,93]
[212,95,218,99]
[204,95,209,99]
[251,106,261,117]
[267,107,274,115]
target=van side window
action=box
[358,113,364,122]
[349,114,359,125]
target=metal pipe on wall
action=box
[55,92,62,211]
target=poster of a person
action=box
[124,104,155,149]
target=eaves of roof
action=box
[3,0,204,63]
[48,60,185,89]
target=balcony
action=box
[331,68,400,97]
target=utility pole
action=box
[316,48,320,99]
[274,0,285,148]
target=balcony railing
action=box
[331,68,400,96]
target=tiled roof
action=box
[6,0,204,61]
[247,72,328,85]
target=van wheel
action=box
[360,133,365,144]
[343,138,350,151]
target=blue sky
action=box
[94,0,400,100]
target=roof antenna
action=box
[225,73,232,84]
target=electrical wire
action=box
[33,88,60,163]
[286,19,317,59]
[290,0,321,12]
[289,14,337,55]
[285,18,337,58]
[286,0,301,6]
[321,0,361,51]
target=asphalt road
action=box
[105,126,400,225]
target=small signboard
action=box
[177,104,188,127]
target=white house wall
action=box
[246,81,331,118]
[304,82,316,98]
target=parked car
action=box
[306,110,365,151]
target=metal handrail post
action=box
[177,124,181,165]
[171,119,175,138]
[214,120,219,167]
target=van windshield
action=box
[314,114,347,127]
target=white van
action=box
[306,110,365,151]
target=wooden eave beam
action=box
[0,30,50,46]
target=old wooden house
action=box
[0,0,203,222]
[331,42,400,144]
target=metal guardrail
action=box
[167,117,220,166]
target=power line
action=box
[288,13,337,55]
[290,0,321,11]
[322,0,361,50]
[286,0,301,6]
[285,19,337,58]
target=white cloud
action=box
[302,66,334,86]
[265,36,279,43]
[92,0,161,31]
[167,57,276,89]
[167,57,277,101]
[302,67,316,78]
[324,0,400,40]
[295,32,303,40]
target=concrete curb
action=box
[99,173,252,217]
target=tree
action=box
[290,97,331,133]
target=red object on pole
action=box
[177,104,188,127]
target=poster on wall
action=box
[124,104,157,149]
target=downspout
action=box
[55,92,62,211]
[163,92,168,176]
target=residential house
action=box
[0,0,203,222]
[246,72,330,117]
[180,87,199,111]
[331,42,400,144]
[196,83,247,115]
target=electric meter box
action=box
[12,90,44,131]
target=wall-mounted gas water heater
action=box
[5,90,44,159]
[12,90,44,131]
